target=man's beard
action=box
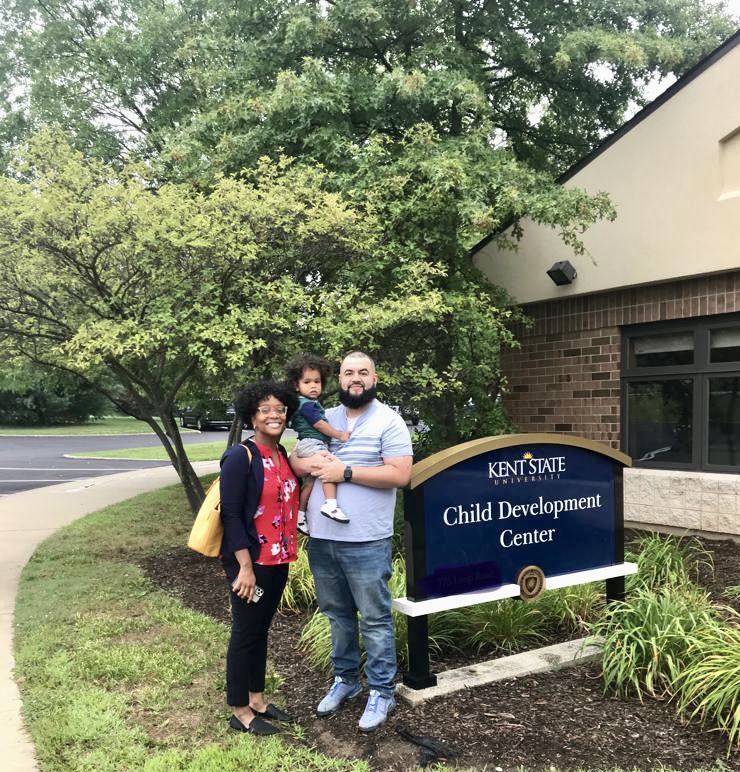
[339,384,377,409]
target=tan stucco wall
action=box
[475,43,740,304]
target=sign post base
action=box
[606,574,626,603]
[403,615,437,690]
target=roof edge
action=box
[470,27,740,257]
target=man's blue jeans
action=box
[308,537,396,698]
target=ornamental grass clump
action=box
[589,585,715,700]
[534,581,604,634]
[442,598,546,655]
[676,611,740,752]
[300,556,426,670]
[723,585,740,601]
[280,541,316,612]
[626,532,713,592]
[299,608,334,673]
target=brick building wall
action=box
[501,270,740,449]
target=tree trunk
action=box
[227,415,244,449]
[148,412,205,515]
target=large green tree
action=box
[0,130,444,509]
[1,1,734,174]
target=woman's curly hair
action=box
[284,352,333,389]
[234,381,299,428]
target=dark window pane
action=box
[708,377,740,466]
[629,332,694,368]
[627,380,693,464]
[710,327,740,363]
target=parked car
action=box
[180,403,235,431]
[390,404,426,432]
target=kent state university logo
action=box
[488,450,567,485]
[516,565,546,602]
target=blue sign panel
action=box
[412,443,620,600]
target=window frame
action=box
[621,312,740,473]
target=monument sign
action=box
[393,434,635,689]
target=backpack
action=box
[187,444,252,557]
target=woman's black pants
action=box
[222,559,288,706]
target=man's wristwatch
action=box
[343,465,353,483]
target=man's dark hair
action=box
[284,352,333,388]
[234,380,299,428]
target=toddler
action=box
[285,353,350,534]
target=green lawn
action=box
[14,479,370,772]
[69,437,296,461]
[0,415,197,436]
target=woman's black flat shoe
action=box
[229,714,280,735]
[251,703,292,722]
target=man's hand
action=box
[316,457,348,484]
[289,450,332,477]
[307,452,334,474]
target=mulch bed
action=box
[139,534,740,771]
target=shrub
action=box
[589,585,715,700]
[676,610,740,752]
[626,532,713,592]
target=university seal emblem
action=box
[516,565,546,602]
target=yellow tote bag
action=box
[187,445,252,557]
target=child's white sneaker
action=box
[297,511,309,536]
[320,503,350,524]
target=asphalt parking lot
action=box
[0,431,232,496]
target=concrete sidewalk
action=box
[0,462,219,771]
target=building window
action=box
[621,313,740,473]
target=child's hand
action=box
[338,431,351,443]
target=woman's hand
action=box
[232,565,257,601]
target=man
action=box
[292,351,412,732]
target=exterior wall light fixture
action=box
[547,260,577,286]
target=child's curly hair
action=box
[284,352,333,389]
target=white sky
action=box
[630,1,739,110]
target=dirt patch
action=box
[139,536,740,771]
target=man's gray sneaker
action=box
[316,677,362,717]
[358,689,395,732]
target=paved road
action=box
[0,431,232,496]
[0,427,299,496]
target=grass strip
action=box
[14,481,367,772]
[0,416,197,436]
[69,437,297,462]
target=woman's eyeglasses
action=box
[256,405,288,416]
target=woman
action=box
[219,380,300,735]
